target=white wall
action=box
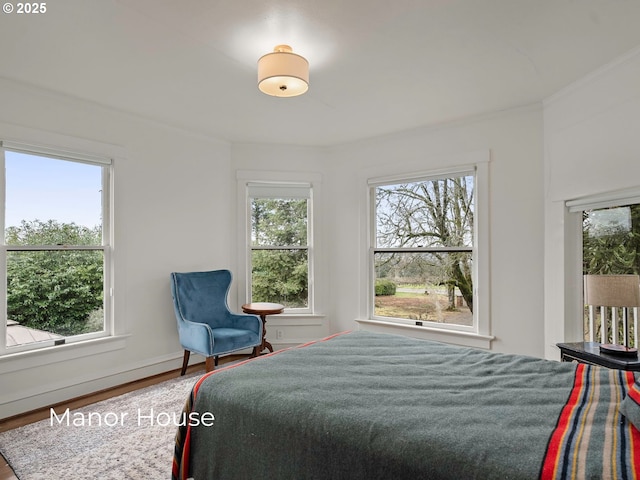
[0,78,234,418]
[543,48,640,359]
[0,80,547,418]
[230,109,547,357]
[326,106,545,356]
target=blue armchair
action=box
[170,269,262,375]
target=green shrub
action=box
[375,279,397,296]
[6,220,104,336]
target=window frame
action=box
[237,171,321,315]
[369,168,475,331]
[247,182,313,313]
[0,140,113,356]
[362,158,491,345]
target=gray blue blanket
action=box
[173,331,640,479]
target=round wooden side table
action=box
[242,302,284,355]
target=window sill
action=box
[0,334,130,375]
[356,318,494,349]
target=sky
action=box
[4,151,102,230]
[585,206,631,237]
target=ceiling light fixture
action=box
[257,45,309,97]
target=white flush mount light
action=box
[258,45,309,97]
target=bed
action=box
[172,330,640,480]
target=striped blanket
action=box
[172,332,640,480]
[541,364,640,480]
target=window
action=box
[1,141,112,355]
[575,200,640,346]
[370,169,478,331]
[247,182,312,311]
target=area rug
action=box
[0,371,206,479]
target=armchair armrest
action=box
[178,319,214,357]
[229,313,263,336]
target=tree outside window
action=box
[6,220,104,337]
[583,204,640,275]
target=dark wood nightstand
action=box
[557,342,640,371]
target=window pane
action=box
[6,250,104,347]
[251,249,308,308]
[251,198,307,247]
[582,203,640,345]
[374,251,472,326]
[375,176,474,248]
[5,151,103,245]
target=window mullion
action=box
[251,245,308,251]
[6,245,106,251]
[374,247,473,253]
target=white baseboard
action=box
[0,351,186,419]
[1,337,320,419]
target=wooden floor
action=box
[0,356,245,480]
[0,458,14,480]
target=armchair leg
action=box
[214,355,219,367]
[180,350,190,376]
[205,356,216,372]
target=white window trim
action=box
[357,151,491,349]
[567,186,640,213]
[236,170,322,315]
[0,130,121,362]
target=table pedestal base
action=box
[257,314,274,355]
[241,302,284,356]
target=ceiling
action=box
[1,0,640,147]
